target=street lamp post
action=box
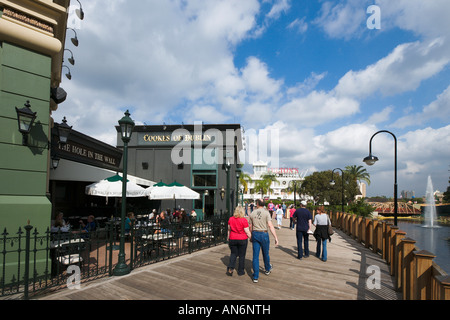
[363,130,398,226]
[236,171,240,209]
[113,110,135,276]
[291,180,298,207]
[202,190,209,218]
[330,168,345,213]
[225,159,231,216]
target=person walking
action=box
[275,205,283,229]
[289,205,296,230]
[227,206,252,276]
[292,201,312,259]
[249,199,279,283]
[313,206,332,262]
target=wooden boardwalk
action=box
[37,218,401,300]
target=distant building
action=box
[242,161,308,202]
[121,123,243,219]
[401,190,415,199]
[356,182,367,200]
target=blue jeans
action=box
[316,238,327,261]
[296,230,309,258]
[251,231,271,279]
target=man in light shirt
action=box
[249,199,279,283]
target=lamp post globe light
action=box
[113,110,135,276]
[363,130,398,226]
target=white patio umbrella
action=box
[167,181,200,200]
[144,181,200,200]
[85,174,146,199]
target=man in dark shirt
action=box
[292,201,312,259]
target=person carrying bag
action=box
[313,206,332,262]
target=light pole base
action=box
[113,263,130,276]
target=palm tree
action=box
[287,180,302,206]
[254,173,277,198]
[238,172,252,193]
[345,165,371,186]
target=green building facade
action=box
[0,42,53,233]
[0,0,71,282]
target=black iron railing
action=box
[0,214,229,299]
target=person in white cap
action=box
[292,200,312,259]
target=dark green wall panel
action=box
[1,42,51,77]
[0,139,48,172]
[1,66,51,101]
[0,91,50,126]
[0,169,48,196]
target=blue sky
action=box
[60,0,450,197]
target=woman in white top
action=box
[313,206,331,262]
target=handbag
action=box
[327,216,334,236]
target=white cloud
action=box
[314,0,450,41]
[278,90,360,127]
[241,57,283,100]
[266,0,291,20]
[287,17,308,34]
[335,38,450,99]
[391,85,450,128]
[287,72,327,96]
[194,0,260,44]
[376,0,450,39]
[313,0,367,40]
[185,105,231,124]
[365,106,393,125]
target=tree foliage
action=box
[300,170,358,205]
[253,173,277,197]
[344,165,371,185]
[346,199,376,217]
[444,173,450,203]
[239,172,252,193]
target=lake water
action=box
[395,220,450,275]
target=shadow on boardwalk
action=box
[37,218,401,301]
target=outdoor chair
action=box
[55,241,85,271]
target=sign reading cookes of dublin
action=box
[138,132,215,146]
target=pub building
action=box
[116,123,244,220]
[49,125,155,226]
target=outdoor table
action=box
[50,238,86,275]
[50,238,85,249]
[140,233,174,258]
[192,226,212,233]
[141,233,173,241]
[192,226,213,240]
[51,226,71,233]
[135,222,157,228]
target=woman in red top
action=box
[227,206,251,276]
[289,204,296,230]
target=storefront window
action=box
[193,173,216,187]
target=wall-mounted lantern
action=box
[220,186,225,200]
[57,117,72,144]
[15,101,37,146]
